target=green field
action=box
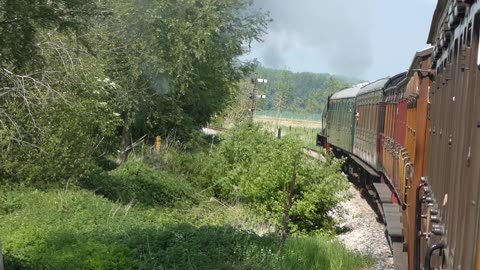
[256,110,322,121]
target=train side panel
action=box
[383,74,408,195]
[403,48,433,270]
[423,2,480,269]
[354,79,388,171]
[324,87,360,153]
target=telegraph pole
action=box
[249,73,267,121]
[249,73,258,121]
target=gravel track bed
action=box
[332,183,395,270]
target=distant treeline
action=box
[254,67,363,114]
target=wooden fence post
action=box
[155,136,161,154]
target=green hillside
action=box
[254,67,363,114]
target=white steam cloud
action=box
[252,0,375,77]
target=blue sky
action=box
[245,0,437,81]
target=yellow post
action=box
[155,136,161,154]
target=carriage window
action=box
[477,25,480,69]
[365,104,371,130]
[477,26,480,69]
[467,22,472,47]
[369,104,373,130]
[454,38,459,61]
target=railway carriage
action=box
[353,79,388,172]
[325,87,361,153]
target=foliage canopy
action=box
[0,0,270,183]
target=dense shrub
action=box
[0,89,119,186]
[173,123,350,232]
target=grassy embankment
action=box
[0,125,372,270]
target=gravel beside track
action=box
[332,183,394,270]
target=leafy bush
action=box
[173,123,349,232]
[81,159,200,207]
[0,94,118,186]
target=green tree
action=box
[305,91,322,113]
[212,78,256,128]
[0,0,102,148]
[0,0,121,184]
[104,0,270,161]
[0,30,120,184]
[0,0,271,183]
[0,0,100,69]
[273,69,294,126]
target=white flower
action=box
[99,102,107,106]
[113,112,120,117]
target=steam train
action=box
[317,1,480,269]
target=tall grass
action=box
[0,188,373,270]
[281,126,319,148]
[279,235,374,270]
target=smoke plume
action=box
[252,0,375,77]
